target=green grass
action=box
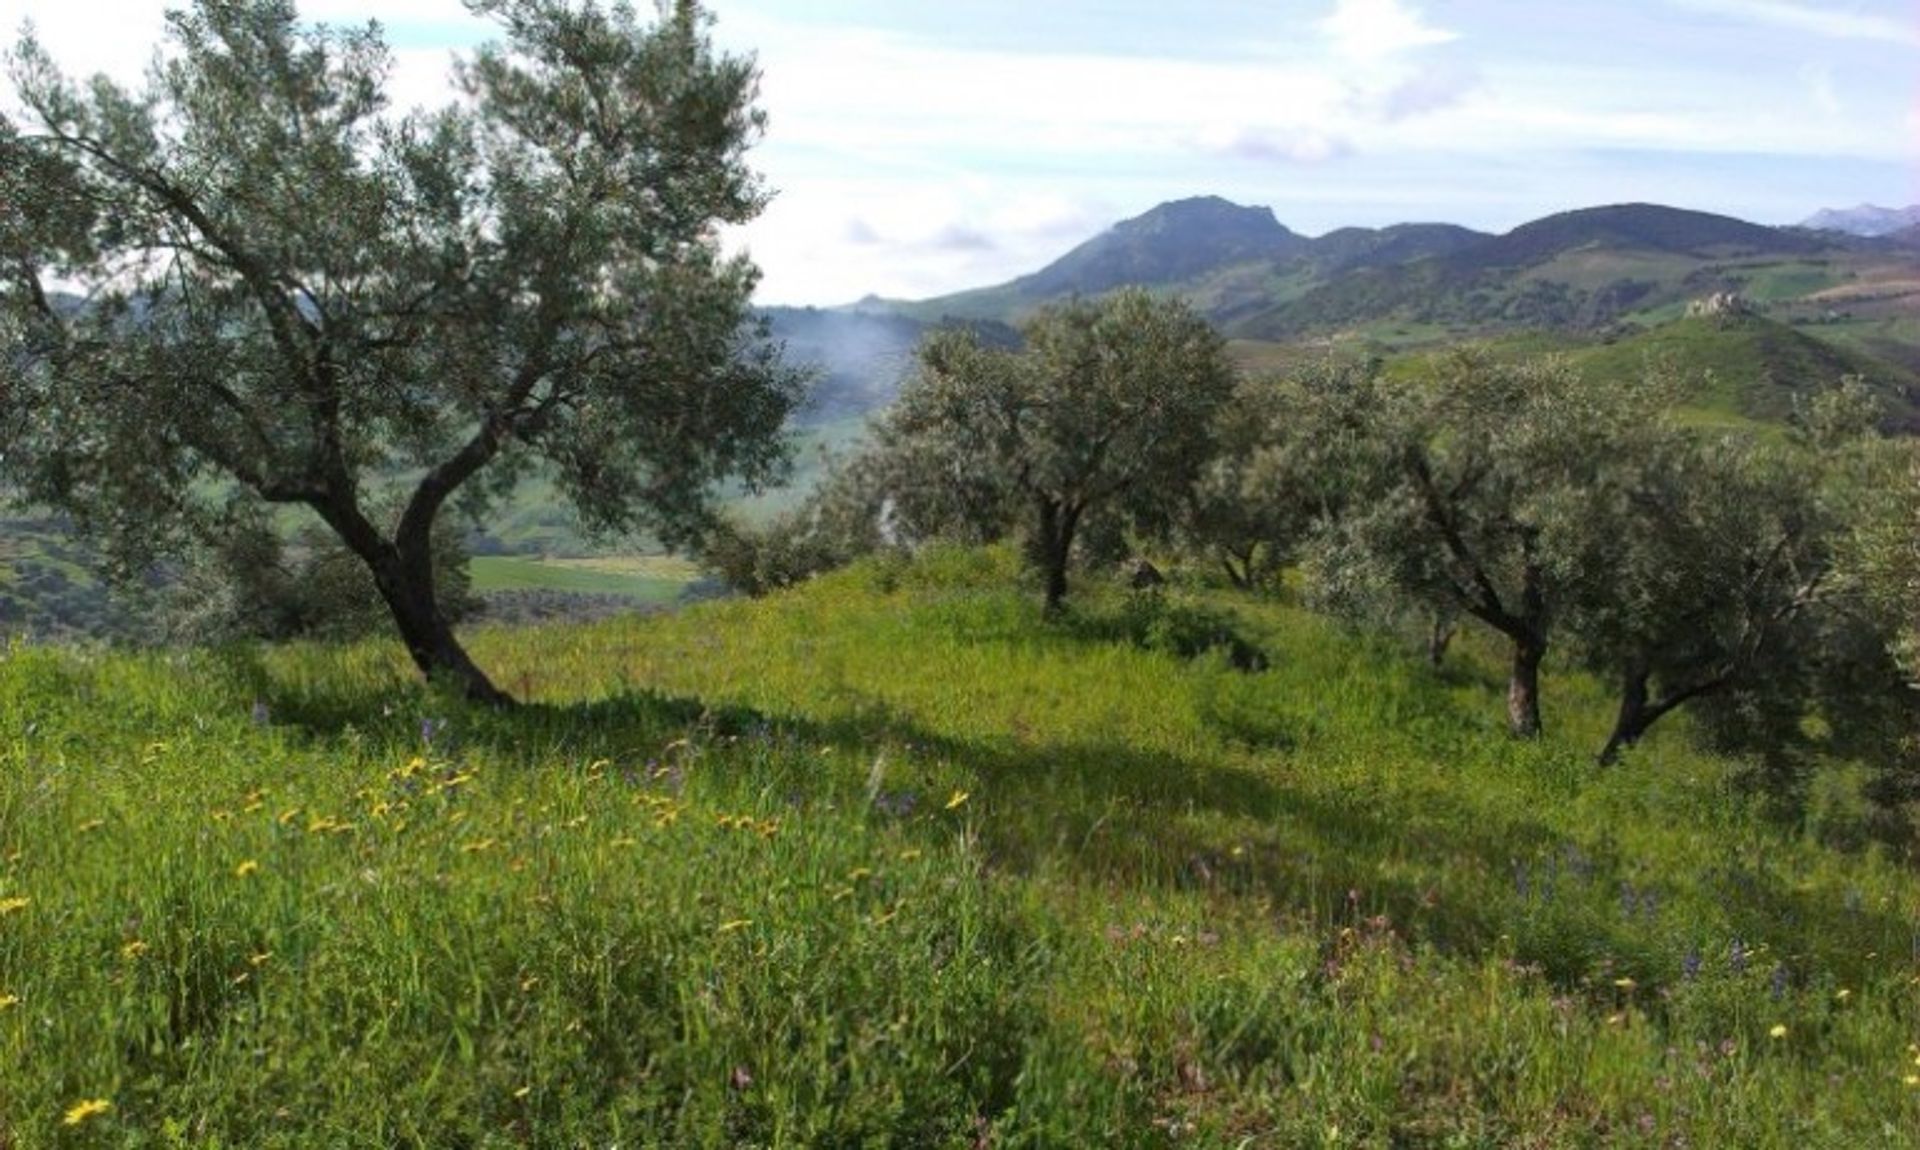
[468,555,695,602]
[1567,313,1915,425]
[4,547,1919,1145]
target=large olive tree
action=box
[0,0,802,703]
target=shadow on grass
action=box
[221,641,1913,999]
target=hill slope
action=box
[3,549,1917,1143]
[1568,311,1920,429]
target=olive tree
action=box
[877,289,1238,612]
[1181,359,1385,590]
[1309,350,1670,738]
[0,0,801,703]
[1553,382,1915,766]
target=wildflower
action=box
[234,860,260,878]
[1769,1024,1788,1040]
[248,951,272,967]
[120,940,148,961]
[944,789,971,811]
[0,897,27,916]
[0,993,19,1009]
[1613,977,1637,990]
[513,1086,533,1100]
[1835,988,1852,1002]
[1905,1075,1920,1088]
[62,1099,111,1126]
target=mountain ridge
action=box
[1800,203,1920,237]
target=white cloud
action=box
[1801,62,1842,117]
[1193,123,1353,165]
[1669,0,1920,47]
[1318,0,1458,63]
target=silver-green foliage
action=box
[873,289,1238,609]
[0,0,802,701]
[1306,350,1674,739]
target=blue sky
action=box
[9,0,1917,304]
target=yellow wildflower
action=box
[944,789,971,811]
[62,1099,111,1126]
[1612,978,1636,990]
[0,897,27,916]
[0,993,19,1010]
[1835,988,1852,1002]
[248,951,272,967]
[1769,1024,1788,1039]
[234,859,260,878]
[513,1086,533,1099]
[276,807,301,827]
[120,940,148,961]
[1905,1075,1920,1088]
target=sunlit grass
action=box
[4,547,1918,1145]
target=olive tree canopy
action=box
[0,0,803,703]
[875,289,1238,611]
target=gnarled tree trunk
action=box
[317,495,510,707]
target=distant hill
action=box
[1448,203,1824,270]
[1801,204,1920,237]
[1565,311,1919,430]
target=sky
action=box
[6,0,1918,305]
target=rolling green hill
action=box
[3,548,1916,1143]
[1568,311,1920,429]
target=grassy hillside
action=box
[1568,313,1919,427]
[3,548,1917,1145]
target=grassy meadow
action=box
[469,556,700,603]
[3,546,1919,1146]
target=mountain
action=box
[889,199,1920,356]
[1012,195,1307,297]
[809,198,1919,432]
[1800,204,1920,237]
